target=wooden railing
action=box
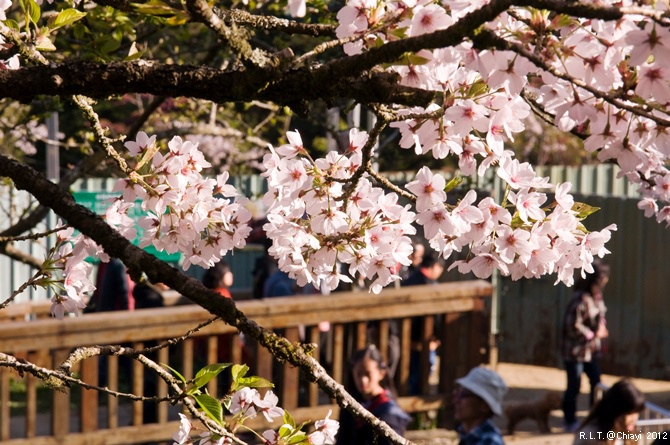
[0,281,492,445]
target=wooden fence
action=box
[0,281,492,444]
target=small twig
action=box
[293,34,361,66]
[0,351,176,403]
[0,267,45,311]
[0,225,67,243]
[141,316,222,355]
[71,96,131,174]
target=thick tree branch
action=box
[0,61,433,108]
[0,1,626,110]
[0,155,413,445]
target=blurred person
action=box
[133,280,167,310]
[403,251,445,394]
[95,259,135,393]
[453,366,508,445]
[202,260,234,299]
[96,258,135,312]
[398,240,425,281]
[561,260,611,432]
[263,267,296,298]
[336,345,410,445]
[403,251,444,286]
[573,379,645,445]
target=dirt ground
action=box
[408,362,670,445]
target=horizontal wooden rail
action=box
[0,281,491,352]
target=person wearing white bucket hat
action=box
[453,366,508,445]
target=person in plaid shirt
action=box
[560,260,611,432]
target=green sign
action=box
[73,191,181,263]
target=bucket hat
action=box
[455,366,508,416]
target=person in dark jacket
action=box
[336,345,411,445]
[403,251,445,394]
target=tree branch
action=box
[186,0,276,69]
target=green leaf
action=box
[132,0,178,15]
[97,35,121,55]
[26,0,40,25]
[194,393,224,424]
[572,202,600,219]
[444,175,463,194]
[4,19,20,30]
[35,34,56,51]
[279,423,295,437]
[550,13,577,30]
[193,363,231,391]
[283,410,296,428]
[236,376,274,389]
[230,364,249,382]
[165,11,190,26]
[288,432,308,444]
[163,363,187,384]
[49,9,87,30]
[466,80,489,98]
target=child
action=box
[336,345,411,445]
[202,260,234,298]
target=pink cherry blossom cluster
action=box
[48,222,107,319]
[408,161,617,287]
[173,390,338,445]
[262,129,417,293]
[109,132,252,270]
[335,0,670,227]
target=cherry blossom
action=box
[262,129,416,293]
[253,390,285,422]
[124,131,156,157]
[288,0,306,18]
[262,429,280,445]
[636,63,670,105]
[494,226,532,264]
[407,4,453,37]
[198,432,230,445]
[405,167,446,212]
[107,133,252,271]
[625,21,670,67]
[229,387,258,418]
[173,414,194,445]
[308,410,339,445]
